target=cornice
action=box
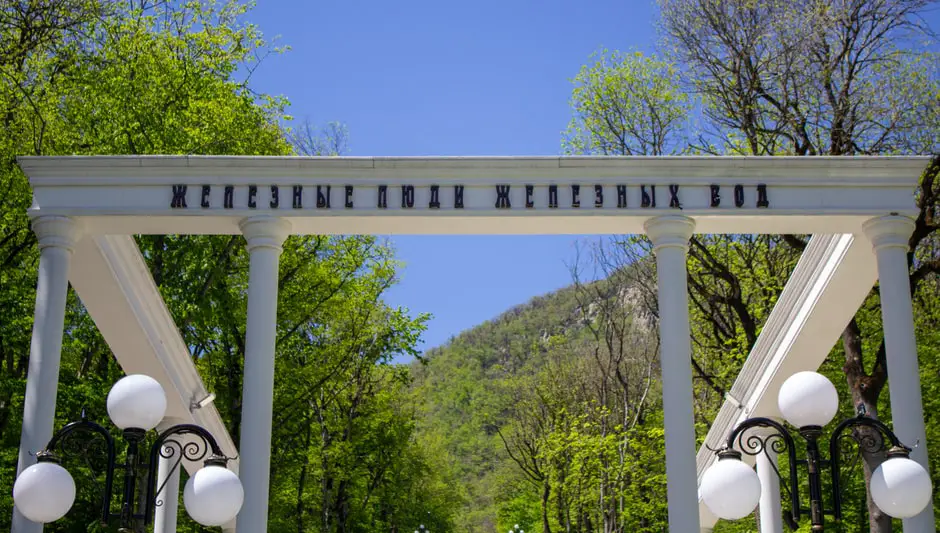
[17,155,932,185]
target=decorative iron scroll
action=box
[723,417,801,528]
[35,418,230,529]
[39,414,116,524]
[715,413,909,530]
[143,423,229,522]
[828,415,904,521]
[152,441,184,510]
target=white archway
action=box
[14,155,934,532]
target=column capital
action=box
[862,215,915,252]
[31,216,81,251]
[239,217,291,252]
[644,215,695,252]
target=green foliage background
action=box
[0,2,455,531]
[1,1,938,533]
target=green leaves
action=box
[563,49,690,156]
[146,232,445,531]
[0,1,451,531]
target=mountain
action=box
[409,286,583,530]
[405,246,940,533]
[408,277,667,532]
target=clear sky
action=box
[243,0,657,354]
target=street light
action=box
[508,524,524,533]
[700,371,932,530]
[415,524,428,533]
[13,374,242,530]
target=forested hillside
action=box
[409,263,668,532]
[410,225,940,532]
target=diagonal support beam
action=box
[696,233,878,529]
[69,235,238,469]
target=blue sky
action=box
[241,2,940,356]
[244,0,660,354]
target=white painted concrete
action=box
[19,156,923,236]
[11,155,933,532]
[757,447,783,533]
[68,235,237,461]
[235,217,290,533]
[153,447,181,533]
[863,215,936,532]
[13,217,81,533]
[646,215,699,532]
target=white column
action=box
[153,441,182,533]
[235,217,290,533]
[756,450,783,533]
[698,490,719,532]
[13,216,81,533]
[644,215,699,532]
[863,215,936,532]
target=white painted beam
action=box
[69,235,237,471]
[20,155,924,236]
[19,154,932,179]
[696,233,878,528]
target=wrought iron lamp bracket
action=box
[36,416,116,525]
[716,413,912,531]
[34,418,231,531]
[827,414,906,521]
[722,417,802,529]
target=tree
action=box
[562,2,939,527]
[497,369,559,533]
[563,47,801,417]
[657,1,939,529]
[564,50,690,156]
[569,244,665,532]
[1,2,455,531]
[659,0,939,157]
[494,248,667,533]
[0,2,290,525]
[0,0,293,527]
[289,120,350,156]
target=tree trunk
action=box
[333,478,350,532]
[841,319,891,533]
[556,485,569,533]
[296,421,312,533]
[541,481,552,533]
[319,407,333,532]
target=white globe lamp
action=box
[870,451,933,518]
[183,463,244,526]
[700,451,762,520]
[106,374,167,431]
[12,461,76,523]
[777,371,839,428]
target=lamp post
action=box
[12,374,243,531]
[700,371,932,531]
[508,524,524,533]
[415,524,428,533]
